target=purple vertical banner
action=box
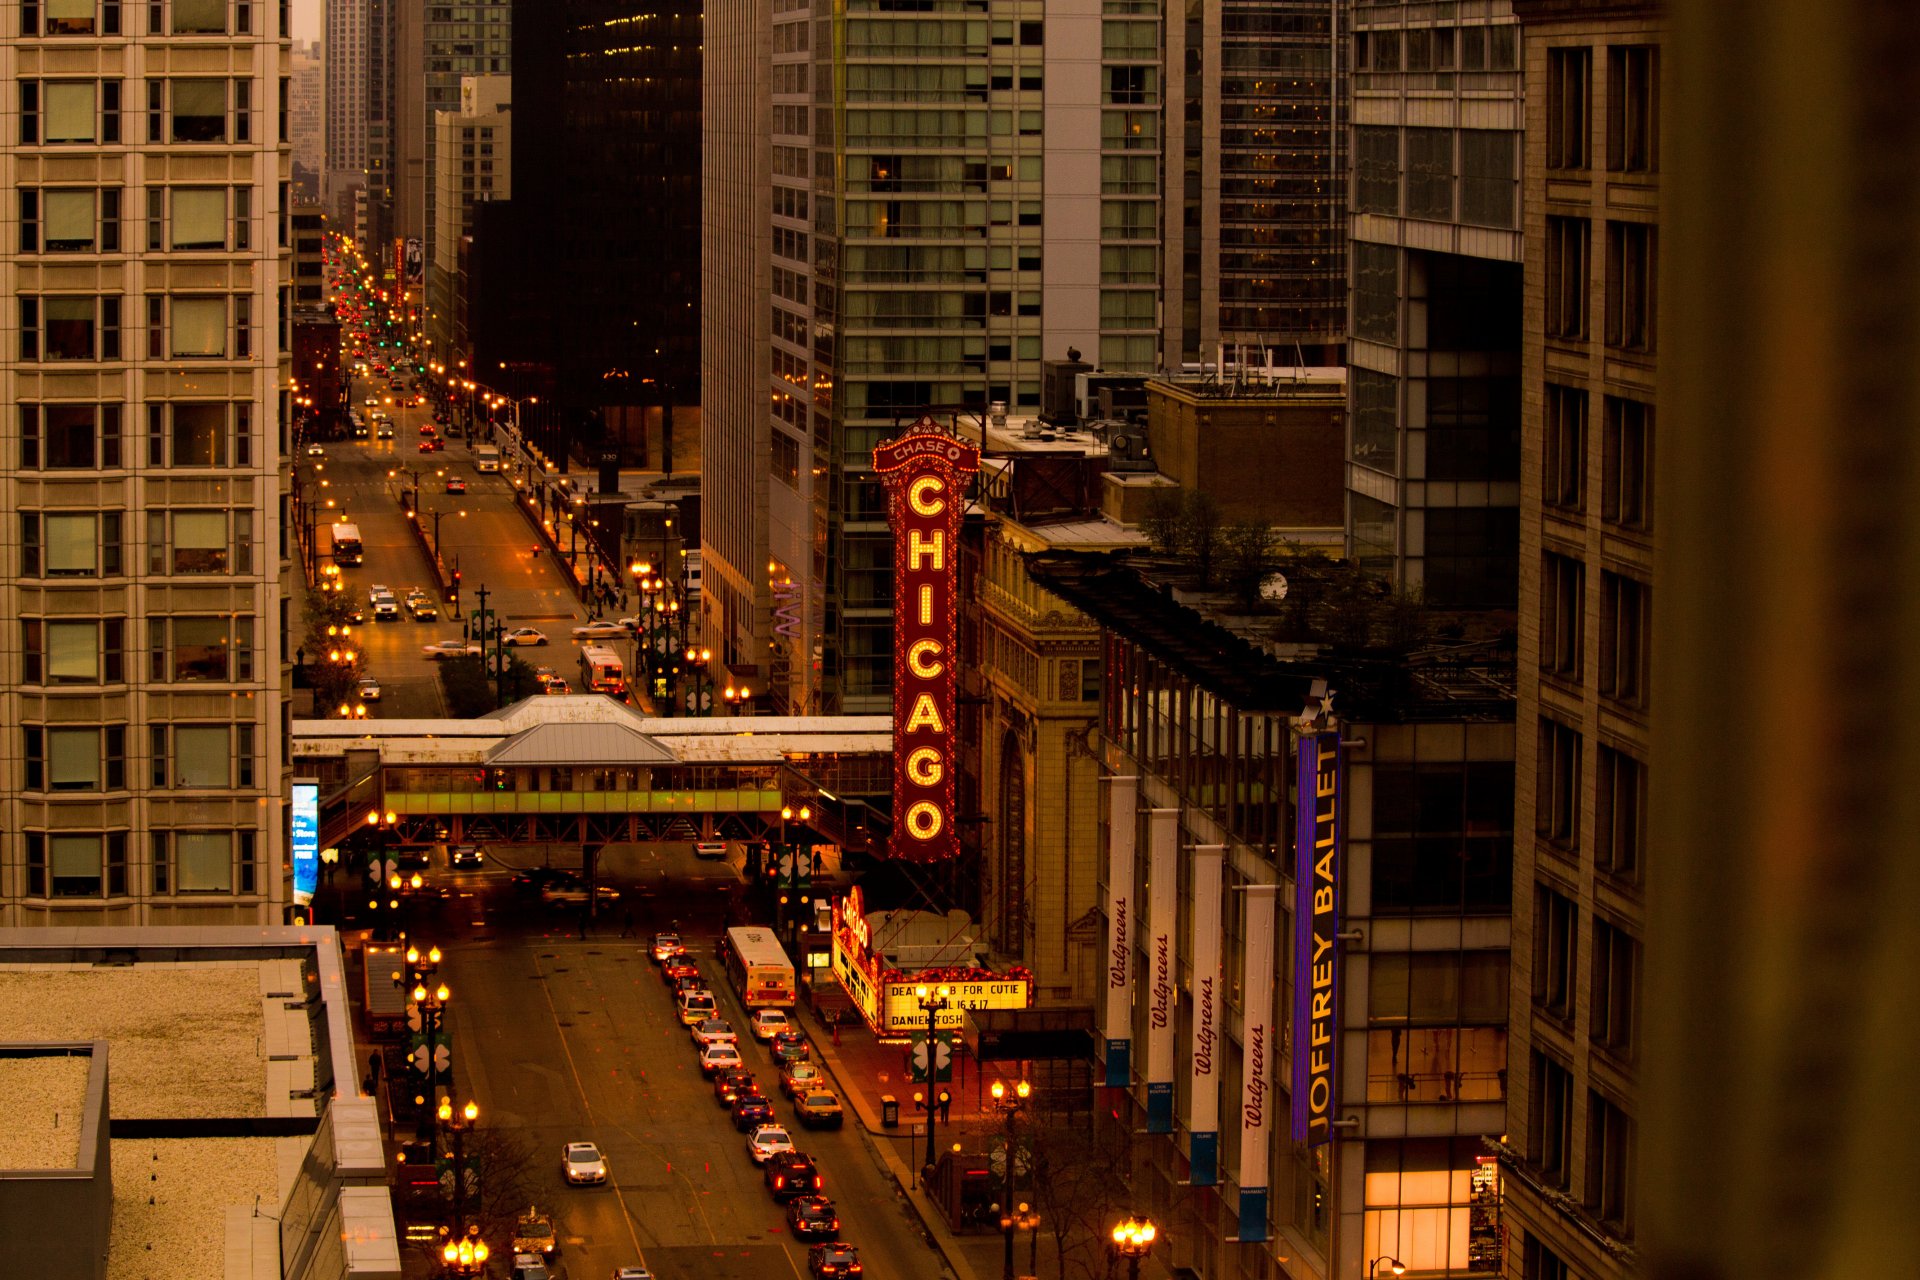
[1291,729,1340,1147]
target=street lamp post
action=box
[1369,1258,1407,1278]
[913,984,952,1185]
[991,1078,1032,1280]
[410,979,451,1138]
[437,1095,480,1237]
[683,646,714,715]
[1111,1216,1158,1280]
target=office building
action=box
[324,0,371,225]
[428,75,511,357]
[702,0,1168,715]
[1162,0,1347,367]
[1503,3,1660,1280]
[1346,4,1525,608]
[290,37,322,199]
[1,0,297,924]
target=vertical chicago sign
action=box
[875,418,980,861]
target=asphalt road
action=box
[302,370,601,717]
[434,850,955,1280]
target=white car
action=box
[746,1125,794,1165]
[355,676,382,702]
[690,1018,738,1047]
[422,639,483,659]
[561,1141,608,1185]
[305,443,325,457]
[570,620,628,640]
[694,841,729,861]
[502,627,549,647]
[699,1042,743,1077]
[750,1009,791,1042]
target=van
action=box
[678,992,716,1026]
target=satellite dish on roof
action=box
[1260,572,1289,602]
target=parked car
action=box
[795,1089,844,1130]
[770,1031,812,1066]
[786,1196,840,1241]
[765,1152,822,1200]
[561,1141,608,1186]
[750,1009,791,1041]
[422,639,483,659]
[502,627,549,647]
[730,1092,775,1132]
[746,1125,795,1165]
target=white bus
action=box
[473,445,502,473]
[330,522,364,566]
[722,927,797,1009]
[578,644,627,702]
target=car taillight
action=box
[831,1219,840,1230]
[774,1176,785,1187]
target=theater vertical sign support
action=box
[875,419,980,862]
[1292,730,1341,1147]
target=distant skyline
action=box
[296,0,319,45]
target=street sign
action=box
[908,1034,953,1082]
[777,851,814,879]
[988,1136,1033,1181]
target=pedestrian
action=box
[619,909,635,938]
[831,1012,841,1046]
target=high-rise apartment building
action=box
[1,0,297,924]
[1505,4,1660,1279]
[703,0,1169,714]
[428,75,510,356]
[1345,5,1525,609]
[324,0,371,224]
[1163,0,1347,368]
[289,38,322,199]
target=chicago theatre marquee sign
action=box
[874,417,980,863]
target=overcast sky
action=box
[296,0,320,45]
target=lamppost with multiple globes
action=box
[991,1078,1032,1280]
[912,983,952,1179]
[438,1095,481,1244]
[1111,1216,1158,1280]
[410,979,451,1138]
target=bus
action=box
[330,521,364,566]
[473,444,502,473]
[578,643,627,701]
[722,927,797,1009]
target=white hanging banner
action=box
[1238,884,1278,1242]
[1187,844,1224,1185]
[1102,776,1139,1087]
[1145,808,1179,1132]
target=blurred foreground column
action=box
[1650,2,1920,1277]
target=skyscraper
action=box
[1505,3,1661,1278]
[1344,7,1525,607]
[703,0,1170,714]
[2,0,297,924]
[324,0,371,223]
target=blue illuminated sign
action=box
[292,780,320,905]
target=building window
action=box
[1368,762,1514,914]
[168,78,226,141]
[149,509,233,574]
[23,187,119,253]
[171,186,227,249]
[1546,48,1591,170]
[1361,1139,1505,1274]
[19,404,123,470]
[22,295,121,362]
[170,0,226,32]
[1540,551,1584,682]
[1528,1051,1574,1187]
[1352,243,1397,344]
[1354,126,1399,215]
[178,832,235,891]
[1592,917,1638,1058]
[1424,506,1520,608]
[1459,130,1516,229]
[1545,217,1589,340]
[1543,384,1586,511]
[1596,745,1645,883]
[1532,885,1576,1020]
[1607,45,1658,173]
[27,832,125,898]
[1536,718,1582,851]
[22,512,123,578]
[1602,396,1654,531]
[168,296,228,357]
[1404,128,1452,221]
[1350,368,1398,474]
[1605,221,1656,352]
[1599,570,1649,710]
[22,618,126,684]
[164,724,233,788]
[1522,1237,1575,1280]
[150,615,246,681]
[1366,952,1508,1101]
[1585,1092,1634,1234]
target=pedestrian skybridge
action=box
[294,697,892,852]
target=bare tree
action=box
[1182,491,1222,587]
[1221,519,1278,608]
[1024,1117,1133,1280]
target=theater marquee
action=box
[875,419,980,862]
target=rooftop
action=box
[0,1054,91,1169]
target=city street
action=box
[424,855,957,1280]
[301,369,601,717]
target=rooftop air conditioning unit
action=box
[1108,432,1155,472]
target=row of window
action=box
[1355,23,1520,75]
[1352,126,1518,230]
[18,293,283,362]
[22,829,261,900]
[23,722,258,792]
[1536,718,1646,884]
[20,402,259,470]
[1539,554,1650,711]
[24,616,257,684]
[19,185,283,255]
[1541,387,1654,532]
[20,77,285,147]
[20,0,290,39]
[1529,1050,1633,1237]
[1544,217,1657,353]
[1546,44,1658,175]
[21,509,259,578]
